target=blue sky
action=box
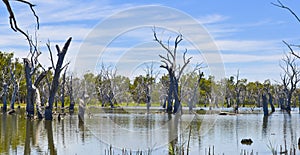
[0,0,300,82]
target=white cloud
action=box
[216,40,282,52]
[0,0,292,82]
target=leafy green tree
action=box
[130,75,154,104]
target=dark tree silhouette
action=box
[153,28,192,114]
[2,0,39,39]
[45,37,72,120]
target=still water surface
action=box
[0,108,299,155]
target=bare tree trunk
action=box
[9,66,17,113]
[262,94,268,116]
[286,93,292,113]
[78,99,86,122]
[68,75,75,114]
[2,82,8,112]
[9,83,17,113]
[166,72,174,113]
[146,85,151,113]
[34,86,43,119]
[61,68,67,114]
[173,78,181,114]
[45,37,72,120]
[268,92,275,113]
[23,58,35,118]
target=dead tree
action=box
[23,50,50,118]
[263,80,275,114]
[60,67,68,114]
[273,0,300,113]
[45,37,72,120]
[234,70,241,113]
[2,0,41,118]
[262,93,269,116]
[9,62,18,114]
[2,0,39,41]
[96,64,117,108]
[68,75,75,113]
[280,54,300,113]
[1,82,8,112]
[153,29,192,114]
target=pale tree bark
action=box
[153,28,192,114]
[45,37,72,120]
[234,70,241,113]
[9,63,17,114]
[188,71,203,112]
[1,82,8,113]
[60,67,68,114]
[68,75,75,113]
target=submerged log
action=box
[241,138,253,145]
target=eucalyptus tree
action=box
[153,29,192,114]
[130,75,152,104]
[113,75,131,104]
[199,76,213,106]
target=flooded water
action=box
[0,108,300,155]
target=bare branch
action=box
[14,0,39,29]
[153,28,175,59]
[2,0,39,40]
[271,0,300,23]
[61,61,70,72]
[282,40,300,59]
[46,40,56,70]
[174,34,183,52]
[159,54,172,65]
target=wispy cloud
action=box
[0,0,293,82]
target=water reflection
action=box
[78,116,85,143]
[24,119,33,155]
[45,121,57,155]
[262,116,268,138]
[0,110,299,154]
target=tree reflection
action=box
[262,116,268,138]
[24,119,33,155]
[168,114,179,155]
[78,116,85,143]
[45,120,57,155]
